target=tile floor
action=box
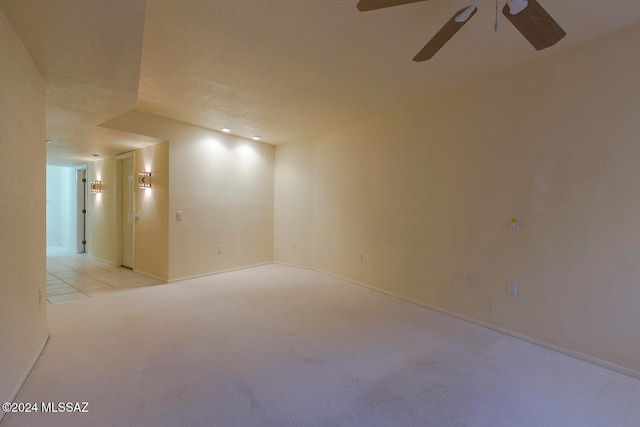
[46,246,164,305]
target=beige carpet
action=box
[3,264,639,426]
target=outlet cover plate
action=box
[507,281,518,296]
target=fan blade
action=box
[502,0,566,50]
[357,0,429,12]
[413,6,477,62]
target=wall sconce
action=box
[90,180,103,193]
[138,172,152,189]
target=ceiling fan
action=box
[356,0,566,61]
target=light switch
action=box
[176,211,183,221]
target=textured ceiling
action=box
[3,0,640,165]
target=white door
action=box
[121,156,134,268]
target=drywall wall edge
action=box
[0,334,49,424]
[132,269,168,284]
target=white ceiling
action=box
[3,0,640,165]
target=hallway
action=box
[46,247,164,305]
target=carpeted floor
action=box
[3,264,640,426]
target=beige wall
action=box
[87,145,170,281]
[135,142,169,280]
[0,10,48,412]
[167,123,274,281]
[87,157,119,265]
[99,111,275,281]
[274,26,640,374]
[274,141,314,267]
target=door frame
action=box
[116,152,135,268]
[76,167,87,253]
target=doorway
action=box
[46,164,85,252]
[76,168,86,253]
[119,153,135,268]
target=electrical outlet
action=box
[464,274,472,285]
[507,281,518,296]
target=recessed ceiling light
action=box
[221,127,231,133]
[252,135,261,141]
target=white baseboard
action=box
[86,254,118,267]
[1,334,49,424]
[168,262,273,284]
[277,262,640,381]
[272,261,312,270]
[132,269,167,283]
[86,256,168,283]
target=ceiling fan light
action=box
[455,4,477,23]
[507,0,528,15]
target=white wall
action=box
[87,157,118,264]
[135,142,169,280]
[101,112,275,282]
[274,26,640,375]
[168,125,274,281]
[85,146,170,280]
[46,166,62,246]
[274,141,314,267]
[0,10,48,415]
[46,165,79,251]
[58,168,76,250]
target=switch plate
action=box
[176,211,183,221]
[358,252,364,262]
[464,274,472,285]
[217,244,223,255]
[292,242,297,250]
[275,241,280,248]
[510,217,520,232]
[507,281,518,296]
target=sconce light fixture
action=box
[138,171,152,189]
[90,180,103,193]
